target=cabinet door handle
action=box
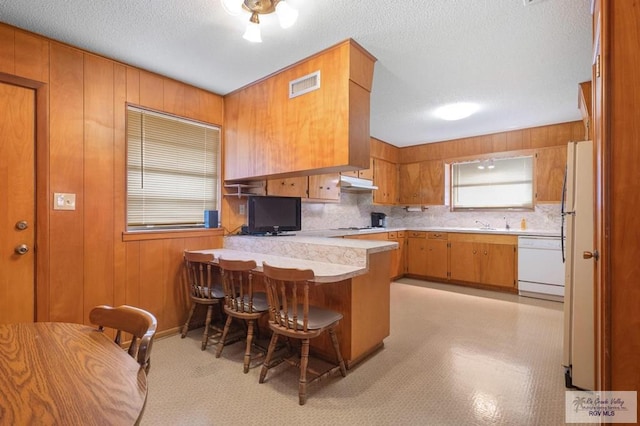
[473,250,477,254]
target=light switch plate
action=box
[53,193,76,210]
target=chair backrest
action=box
[184,251,222,300]
[89,304,158,374]
[218,258,258,314]
[262,262,316,333]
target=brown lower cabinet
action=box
[407,231,448,279]
[407,231,518,291]
[343,232,405,279]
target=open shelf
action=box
[223,182,265,198]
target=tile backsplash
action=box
[301,192,561,233]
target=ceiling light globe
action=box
[276,1,299,29]
[434,102,480,121]
[221,0,243,16]
[243,21,262,42]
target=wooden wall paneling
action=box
[547,122,573,147]
[570,120,586,141]
[490,132,507,153]
[529,126,548,148]
[35,79,50,321]
[125,241,141,309]
[201,89,224,125]
[48,43,85,323]
[83,54,115,323]
[183,85,200,122]
[163,238,187,331]
[113,63,127,308]
[505,129,529,151]
[139,70,163,111]
[0,25,14,74]
[163,78,185,117]
[138,240,166,328]
[370,137,399,163]
[14,29,49,83]
[126,66,140,104]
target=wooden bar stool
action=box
[259,262,347,405]
[181,251,224,350]
[216,258,269,373]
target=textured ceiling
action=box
[0,0,592,147]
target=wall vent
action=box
[289,71,321,99]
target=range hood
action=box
[339,175,378,191]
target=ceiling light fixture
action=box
[221,0,299,43]
[434,102,480,121]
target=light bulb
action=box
[275,0,298,29]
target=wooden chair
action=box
[259,262,347,405]
[181,251,225,350]
[89,304,158,374]
[215,258,269,373]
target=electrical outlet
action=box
[239,204,245,215]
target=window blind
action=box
[127,107,220,228]
[451,156,533,210]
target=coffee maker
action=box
[371,212,387,228]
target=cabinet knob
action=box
[473,250,477,254]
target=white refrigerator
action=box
[561,140,595,390]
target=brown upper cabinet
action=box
[398,160,444,206]
[372,158,398,205]
[341,157,374,180]
[224,39,376,181]
[535,145,567,203]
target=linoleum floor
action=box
[142,279,575,425]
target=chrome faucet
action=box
[475,220,491,229]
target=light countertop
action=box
[297,227,561,238]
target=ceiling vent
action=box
[289,70,320,99]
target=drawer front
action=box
[427,232,448,240]
[408,231,426,238]
[388,231,397,239]
[397,231,406,237]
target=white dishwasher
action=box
[517,236,564,302]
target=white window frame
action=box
[450,155,534,211]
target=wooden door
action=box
[479,243,516,288]
[420,160,445,205]
[406,234,427,276]
[449,241,478,283]
[398,163,421,205]
[0,83,35,323]
[535,146,567,202]
[373,159,397,204]
[424,239,448,280]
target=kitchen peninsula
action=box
[194,235,397,368]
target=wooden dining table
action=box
[0,322,148,425]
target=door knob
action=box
[15,244,29,255]
[15,220,28,230]
[583,250,599,260]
